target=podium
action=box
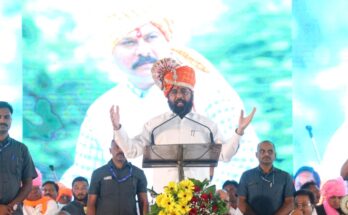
[142,144,221,181]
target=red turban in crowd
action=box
[151,58,195,96]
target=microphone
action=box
[305,125,313,138]
[49,164,58,181]
[151,114,178,145]
[184,116,215,144]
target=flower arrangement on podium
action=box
[149,178,228,215]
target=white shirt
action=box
[23,199,59,215]
[60,50,259,188]
[231,207,243,215]
[114,111,241,192]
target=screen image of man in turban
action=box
[60,1,260,189]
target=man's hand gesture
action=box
[110,105,121,130]
[236,107,256,135]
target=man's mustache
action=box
[132,55,157,70]
[116,152,125,156]
[0,123,8,127]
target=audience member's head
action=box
[293,189,315,215]
[216,189,230,213]
[56,182,73,205]
[71,176,89,203]
[27,168,43,201]
[300,181,321,204]
[42,180,59,200]
[294,166,321,190]
[321,176,347,214]
[222,180,239,209]
[256,140,276,167]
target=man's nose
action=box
[135,39,152,56]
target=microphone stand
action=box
[150,114,178,145]
[305,125,321,163]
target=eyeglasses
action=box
[295,202,312,209]
[169,88,192,97]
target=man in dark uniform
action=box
[87,140,148,215]
[238,140,295,215]
[60,177,89,215]
[0,101,37,215]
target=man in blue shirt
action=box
[0,101,37,215]
[238,140,295,215]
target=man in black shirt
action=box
[60,177,89,215]
[0,101,37,215]
[87,140,148,215]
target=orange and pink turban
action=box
[151,58,195,96]
[32,168,43,187]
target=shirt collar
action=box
[0,135,10,147]
[108,159,130,170]
[257,165,276,175]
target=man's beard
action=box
[73,193,88,204]
[168,95,194,118]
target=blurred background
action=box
[1,0,346,186]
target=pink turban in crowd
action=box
[32,168,43,187]
[321,176,347,215]
[151,58,196,96]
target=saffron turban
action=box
[56,182,73,202]
[151,58,195,96]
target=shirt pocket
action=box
[100,179,115,197]
[247,181,259,195]
[10,153,22,176]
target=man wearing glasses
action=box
[290,189,317,215]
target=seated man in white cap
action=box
[110,58,256,192]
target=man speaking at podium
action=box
[110,58,256,192]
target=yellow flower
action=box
[155,193,166,207]
[178,179,194,192]
[175,203,191,214]
[166,205,183,215]
[164,181,178,194]
[160,194,175,211]
[158,211,166,215]
[177,189,193,203]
